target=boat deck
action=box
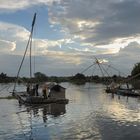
[13,92,69,105]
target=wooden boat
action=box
[14,92,69,105]
[13,83,69,105]
[12,13,69,105]
[116,88,140,97]
[106,86,140,97]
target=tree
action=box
[34,72,48,81]
[0,72,7,79]
[71,73,86,85]
[72,73,86,80]
[131,63,140,78]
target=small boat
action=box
[12,13,69,105]
[106,84,140,97]
[14,83,69,105]
[14,93,69,105]
[116,88,140,97]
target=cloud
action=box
[0,22,30,41]
[0,39,16,52]
[1,0,140,76]
[47,0,140,51]
[42,50,83,65]
[1,0,140,54]
[1,0,140,51]
[0,21,83,67]
[96,41,140,75]
[0,0,60,12]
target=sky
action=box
[0,0,140,77]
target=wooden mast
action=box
[13,13,36,93]
[30,13,36,79]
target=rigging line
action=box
[30,13,36,79]
[0,85,11,94]
[81,62,96,74]
[13,13,36,92]
[99,64,114,84]
[93,57,105,77]
[33,35,36,76]
[88,66,97,90]
[96,62,105,77]
[33,16,37,76]
[100,64,110,77]
[13,28,32,92]
[102,63,127,76]
[30,30,33,79]
[91,65,97,76]
[122,72,140,83]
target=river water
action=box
[0,82,140,140]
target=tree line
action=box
[0,62,140,84]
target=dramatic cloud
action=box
[48,0,140,50]
[0,0,140,76]
[0,0,60,12]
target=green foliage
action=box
[34,72,48,82]
[0,72,7,79]
[72,73,86,80]
[131,63,140,78]
[71,73,86,85]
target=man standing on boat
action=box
[35,84,39,96]
[26,83,30,94]
[42,85,47,99]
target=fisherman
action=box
[26,83,30,94]
[42,86,47,99]
[32,85,36,96]
[35,84,39,96]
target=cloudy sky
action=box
[0,0,140,77]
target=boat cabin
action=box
[43,82,66,99]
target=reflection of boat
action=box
[31,103,66,122]
[12,13,69,105]
[46,103,66,117]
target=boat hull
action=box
[13,92,69,105]
[105,88,140,97]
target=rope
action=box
[13,13,36,92]
[102,63,127,77]
[81,62,96,74]
[0,84,13,95]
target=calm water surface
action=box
[0,82,140,140]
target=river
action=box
[0,82,140,140]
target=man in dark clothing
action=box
[35,84,39,96]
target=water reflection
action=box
[1,83,140,140]
[29,103,66,122]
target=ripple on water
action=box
[1,83,140,140]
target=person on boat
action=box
[26,83,30,94]
[32,85,36,96]
[42,86,47,99]
[35,84,39,96]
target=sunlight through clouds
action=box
[0,0,140,75]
